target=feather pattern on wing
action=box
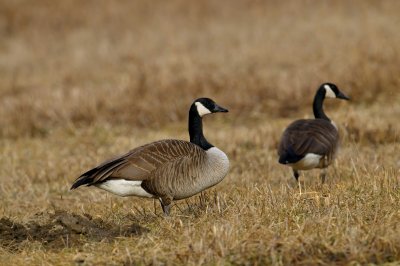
[71,139,204,188]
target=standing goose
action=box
[71,98,230,215]
[278,83,350,183]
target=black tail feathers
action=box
[278,146,303,165]
[70,157,125,190]
[70,167,98,190]
[70,176,91,190]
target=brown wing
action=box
[278,119,339,163]
[71,139,203,189]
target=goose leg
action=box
[320,156,329,184]
[293,170,300,182]
[293,169,302,194]
[320,169,327,184]
[162,204,171,216]
[159,196,173,216]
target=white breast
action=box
[96,180,154,198]
[204,147,230,184]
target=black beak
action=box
[213,104,229,113]
[337,91,350,100]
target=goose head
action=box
[192,98,229,117]
[321,83,350,100]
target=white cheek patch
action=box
[324,84,336,98]
[195,102,212,117]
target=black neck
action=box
[188,107,213,150]
[313,88,330,121]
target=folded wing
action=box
[71,139,201,189]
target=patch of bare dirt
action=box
[0,210,148,251]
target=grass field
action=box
[1,0,400,265]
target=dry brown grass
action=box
[0,0,399,265]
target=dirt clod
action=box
[0,210,148,251]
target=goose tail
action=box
[279,146,303,165]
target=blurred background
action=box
[0,0,399,138]
[0,2,399,263]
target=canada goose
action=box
[278,83,350,183]
[71,98,230,215]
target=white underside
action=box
[96,180,154,198]
[289,153,323,170]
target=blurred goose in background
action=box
[71,98,230,215]
[278,83,350,183]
